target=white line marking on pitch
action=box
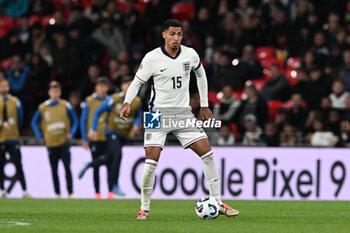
[0,219,31,227]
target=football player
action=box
[120,19,239,220]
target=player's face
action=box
[95,83,109,96]
[162,27,183,51]
[0,81,10,95]
[48,88,61,100]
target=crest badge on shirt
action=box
[182,61,190,76]
[146,133,152,141]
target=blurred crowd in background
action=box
[1,0,350,147]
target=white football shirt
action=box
[135,45,201,110]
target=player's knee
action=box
[145,147,161,161]
[200,150,214,160]
[144,160,158,174]
[189,138,212,156]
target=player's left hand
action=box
[199,107,213,120]
[67,134,72,139]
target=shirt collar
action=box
[161,45,181,59]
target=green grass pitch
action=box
[0,199,349,233]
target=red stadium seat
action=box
[135,1,147,15]
[255,46,275,61]
[285,69,298,86]
[233,90,244,100]
[267,100,283,120]
[54,0,64,11]
[42,15,55,29]
[284,99,307,109]
[116,0,146,14]
[286,57,301,70]
[0,28,8,37]
[260,57,284,70]
[171,3,195,21]
[82,0,93,9]
[1,58,12,72]
[248,77,269,92]
[0,16,15,29]
[16,15,42,28]
[208,90,221,106]
[100,51,109,68]
[0,16,15,36]
[29,15,42,26]
[229,123,241,141]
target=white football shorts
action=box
[144,127,208,149]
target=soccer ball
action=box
[195,196,220,220]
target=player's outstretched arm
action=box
[121,75,145,121]
[193,61,212,120]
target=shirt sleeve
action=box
[191,49,202,71]
[80,100,89,142]
[191,49,209,107]
[66,102,78,137]
[91,96,113,131]
[31,109,43,140]
[134,54,154,84]
[124,54,154,104]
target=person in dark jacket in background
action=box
[51,34,80,98]
[286,93,308,130]
[260,63,290,101]
[304,66,331,109]
[260,120,280,147]
[211,53,242,91]
[213,85,241,123]
[237,44,263,82]
[68,24,105,74]
[7,55,31,126]
[78,64,100,99]
[91,17,126,58]
[236,84,268,130]
[29,53,51,113]
[7,55,31,99]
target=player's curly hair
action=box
[162,19,183,31]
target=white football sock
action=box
[201,151,222,205]
[141,159,158,211]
